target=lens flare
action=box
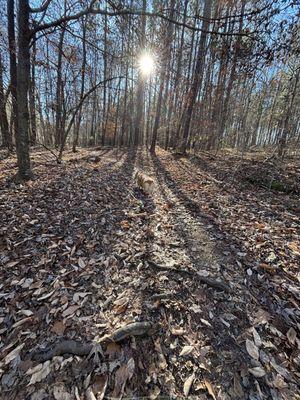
[138,53,155,76]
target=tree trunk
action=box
[7,0,18,144]
[29,32,37,145]
[150,0,175,153]
[217,0,246,145]
[0,52,11,149]
[278,69,299,157]
[73,17,87,152]
[55,24,66,148]
[265,80,280,146]
[133,0,146,146]
[101,12,108,145]
[16,0,32,179]
[179,0,212,154]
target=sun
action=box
[138,53,155,76]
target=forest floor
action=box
[0,147,299,400]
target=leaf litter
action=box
[0,147,299,399]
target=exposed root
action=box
[147,260,231,293]
[31,322,154,362]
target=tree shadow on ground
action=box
[145,151,252,395]
[0,148,145,398]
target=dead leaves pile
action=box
[0,148,299,399]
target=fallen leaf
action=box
[105,342,121,360]
[113,297,129,314]
[111,358,135,398]
[62,305,80,318]
[52,320,66,335]
[4,343,25,365]
[200,318,212,327]
[249,367,266,377]
[287,327,297,345]
[171,327,185,336]
[17,310,34,317]
[91,374,108,400]
[233,373,244,398]
[183,372,195,397]
[252,309,270,325]
[252,328,262,348]
[149,385,160,400]
[78,258,86,268]
[73,292,91,303]
[246,339,259,360]
[179,345,194,357]
[287,242,300,256]
[85,387,97,400]
[204,379,216,400]
[37,290,55,301]
[12,317,32,328]
[270,357,290,379]
[259,263,276,274]
[53,384,73,400]
[266,252,276,262]
[272,374,288,389]
[154,339,167,369]
[27,361,51,385]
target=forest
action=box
[0,0,299,399]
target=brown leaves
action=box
[287,327,297,345]
[249,367,266,377]
[204,379,216,400]
[52,320,66,335]
[111,358,135,399]
[183,372,195,397]
[86,374,108,400]
[62,305,80,318]
[53,384,73,400]
[154,339,168,370]
[4,343,24,365]
[1,148,299,399]
[26,361,51,385]
[245,339,259,360]
[179,345,194,357]
[113,297,129,314]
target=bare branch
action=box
[32,7,256,39]
[30,0,53,13]
[65,76,124,135]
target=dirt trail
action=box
[136,149,255,398]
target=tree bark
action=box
[179,0,212,154]
[150,0,175,153]
[216,0,246,147]
[278,69,299,157]
[0,52,11,149]
[133,0,146,146]
[55,24,66,148]
[73,17,87,152]
[7,0,18,144]
[29,32,37,146]
[101,12,108,145]
[15,0,32,179]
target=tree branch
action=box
[32,6,256,39]
[58,76,124,159]
[30,0,53,13]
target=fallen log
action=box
[147,260,230,293]
[32,321,153,362]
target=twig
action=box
[149,292,175,301]
[147,260,230,293]
[36,142,60,162]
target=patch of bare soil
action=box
[0,148,299,400]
